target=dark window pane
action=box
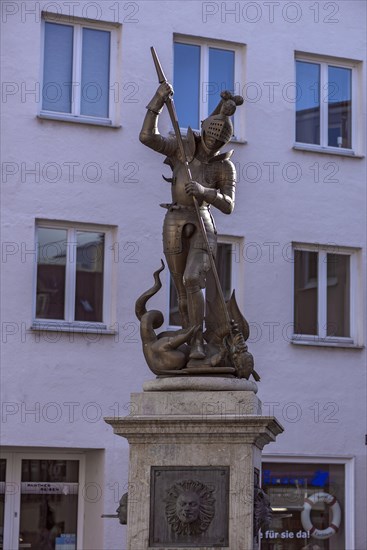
[0,459,6,540]
[327,254,350,336]
[43,23,73,113]
[296,61,320,144]
[214,243,232,301]
[208,48,235,115]
[174,43,201,129]
[294,250,318,335]
[36,228,67,320]
[74,231,104,322]
[0,459,5,482]
[81,28,110,117]
[21,460,79,482]
[328,66,352,148]
[20,494,78,550]
[20,460,78,550]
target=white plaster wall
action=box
[1,1,366,549]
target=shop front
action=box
[0,452,85,550]
[261,456,354,550]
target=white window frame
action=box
[174,34,246,141]
[294,52,360,156]
[39,13,120,127]
[0,452,12,549]
[261,454,355,550]
[166,235,244,330]
[0,451,85,550]
[32,220,116,333]
[292,242,362,347]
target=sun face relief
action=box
[176,491,200,523]
[165,480,216,536]
[150,468,230,546]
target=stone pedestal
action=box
[105,377,283,550]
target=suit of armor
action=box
[140,83,237,359]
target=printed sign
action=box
[55,534,76,550]
[21,482,78,495]
[261,530,310,540]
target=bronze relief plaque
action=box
[149,466,229,547]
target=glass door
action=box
[19,459,79,550]
[0,459,6,549]
[0,453,84,550]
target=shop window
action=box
[20,460,79,549]
[34,221,115,330]
[261,461,346,549]
[0,459,5,548]
[0,454,85,550]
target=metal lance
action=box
[150,46,232,332]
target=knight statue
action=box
[136,48,259,381]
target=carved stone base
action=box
[143,376,258,393]
[105,384,283,550]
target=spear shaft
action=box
[150,47,231,329]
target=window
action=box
[34,221,115,330]
[261,457,354,550]
[173,36,244,139]
[295,55,358,152]
[169,238,242,327]
[292,243,361,345]
[40,13,119,125]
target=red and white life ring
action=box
[301,492,341,540]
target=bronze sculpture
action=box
[101,492,128,525]
[137,48,259,380]
[116,493,128,525]
[135,260,195,374]
[254,484,272,535]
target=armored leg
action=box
[186,289,205,360]
[170,271,189,328]
[184,247,211,360]
[164,247,189,329]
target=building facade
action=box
[1,1,366,549]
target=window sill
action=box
[293,144,364,159]
[230,137,248,145]
[291,337,363,349]
[37,112,121,129]
[31,322,117,335]
[169,129,247,145]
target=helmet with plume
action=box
[201,91,244,146]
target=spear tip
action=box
[150,46,166,84]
